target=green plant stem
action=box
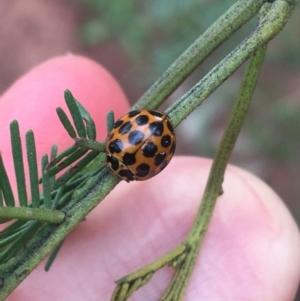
[52,150,100,189]
[159,45,268,301]
[47,145,78,168]
[111,244,187,301]
[167,0,296,126]
[132,0,265,111]
[117,244,186,284]
[111,2,295,300]
[0,169,118,300]
[0,207,65,224]
[46,148,88,179]
[75,138,105,152]
[112,39,268,301]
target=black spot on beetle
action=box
[160,160,168,170]
[123,152,136,165]
[119,169,135,181]
[113,119,124,129]
[136,163,150,177]
[149,122,163,136]
[119,121,132,134]
[166,120,175,134]
[149,110,164,118]
[128,130,144,145]
[135,114,149,126]
[161,135,171,148]
[108,139,123,153]
[128,110,141,118]
[106,155,119,171]
[154,152,166,166]
[142,142,157,157]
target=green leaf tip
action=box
[64,89,87,138]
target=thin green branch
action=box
[116,244,186,285]
[52,150,99,188]
[0,168,119,299]
[160,37,268,301]
[46,145,78,169]
[111,2,293,299]
[166,0,297,127]
[47,147,88,180]
[111,245,187,301]
[75,139,105,152]
[132,0,265,111]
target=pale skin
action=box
[0,56,299,301]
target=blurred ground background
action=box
[0,0,299,297]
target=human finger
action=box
[8,157,300,301]
[0,54,130,193]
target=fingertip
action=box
[0,55,130,191]
[8,156,300,300]
[95,156,300,300]
[177,160,300,301]
[1,54,130,138]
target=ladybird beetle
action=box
[106,109,176,182]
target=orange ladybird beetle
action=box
[106,109,176,182]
